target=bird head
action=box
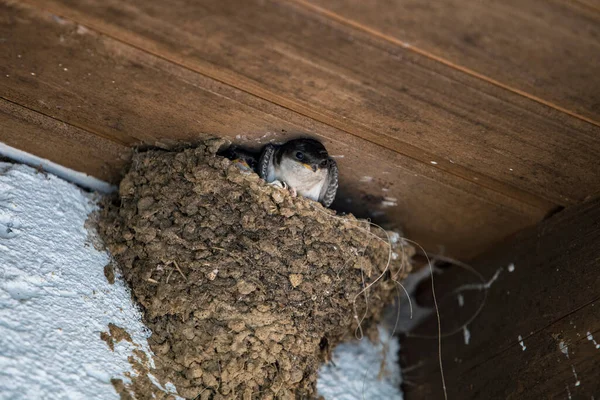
[279,138,330,172]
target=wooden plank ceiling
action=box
[401,197,600,398]
[1,0,599,259]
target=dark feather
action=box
[258,144,276,180]
[320,158,339,207]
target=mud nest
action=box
[98,139,413,399]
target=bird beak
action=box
[302,163,318,172]
[233,159,250,169]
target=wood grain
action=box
[0,99,130,182]
[574,0,600,13]
[462,304,600,399]
[0,0,548,259]
[303,0,600,125]
[22,0,600,208]
[401,197,600,398]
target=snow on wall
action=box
[0,159,403,400]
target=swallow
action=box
[218,146,260,173]
[257,138,338,207]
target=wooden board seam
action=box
[402,192,600,397]
[0,96,136,147]
[459,294,600,374]
[289,0,600,129]
[17,0,560,212]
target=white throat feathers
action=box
[273,156,328,201]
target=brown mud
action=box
[98,139,413,399]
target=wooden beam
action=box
[302,0,600,125]
[0,0,547,258]
[400,197,600,398]
[21,0,600,207]
[0,99,130,183]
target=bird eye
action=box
[320,160,328,168]
[295,152,304,160]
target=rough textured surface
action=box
[0,162,166,400]
[98,140,413,399]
